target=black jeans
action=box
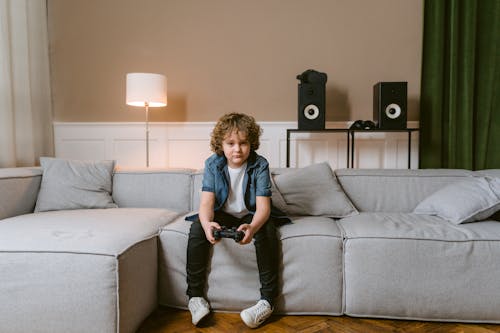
[186,211,279,305]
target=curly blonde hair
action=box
[210,113,262,155]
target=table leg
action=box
[286,130,290,168]
[347,131,350,168]
[408,131,411,169]
[351,131,355,168]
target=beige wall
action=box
[48,0,423,123]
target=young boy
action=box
[185,112,284,328]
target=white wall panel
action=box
[112,138,165,168]
[54,122,419,169]
[355,139,385,168]
[167,140,212,169]
[56,139,106,161]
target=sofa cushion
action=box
[339,212,500,241]
[35,157,117,212]
[413,176,500,224]
[112,168,196,212]
[0,207,177,333]
[158,214,344,315]
[334,168,474,213]
[271,162,357,218]
[0,167,42,220]
[0,208,179,255]
[339,212,500,322]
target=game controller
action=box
[350,120,377,130]
[213,226,245,242]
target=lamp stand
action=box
[145,102,150,167]
[126,73,166,167]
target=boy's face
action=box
[222,130,250,169]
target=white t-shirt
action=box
[223,162,250,218]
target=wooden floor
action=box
[137,306,500,333]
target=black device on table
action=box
[349,120,377,130]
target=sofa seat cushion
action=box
[0,207,180,333]
[339,212,500,323]
[0,208,180,255]
[158,215,344,315]
[339,212,500,241]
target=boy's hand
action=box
[201,221,221,244]
[237,224,255,245]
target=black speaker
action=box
[297,69,327,130]
[373,82,407,129]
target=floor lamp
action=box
[126,73,167,167]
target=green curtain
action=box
[419,0,500,170]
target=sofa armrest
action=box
[0,167,42,220]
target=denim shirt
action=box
[186,151,287,221]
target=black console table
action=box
[286,128,419,169]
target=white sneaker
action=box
[188,297,210,325]
[240,300,273,328]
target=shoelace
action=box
[253,302,271,322]
[190,299,206,311]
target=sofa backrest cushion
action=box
[271,162,358,218]
[35,157,117,212]
[191,170,204,211]
[475,169,500,179]
[335,168,474,212]
[113,168,196,213]
[0,167,42,220]
[413,176,500,224]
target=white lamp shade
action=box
[126,73,167,107]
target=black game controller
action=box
[349,120,377,130]
[213,226,245,242]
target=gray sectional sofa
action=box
[1,163,499,333]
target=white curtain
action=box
[0,0,53,167]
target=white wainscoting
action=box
[53,121,419,169]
